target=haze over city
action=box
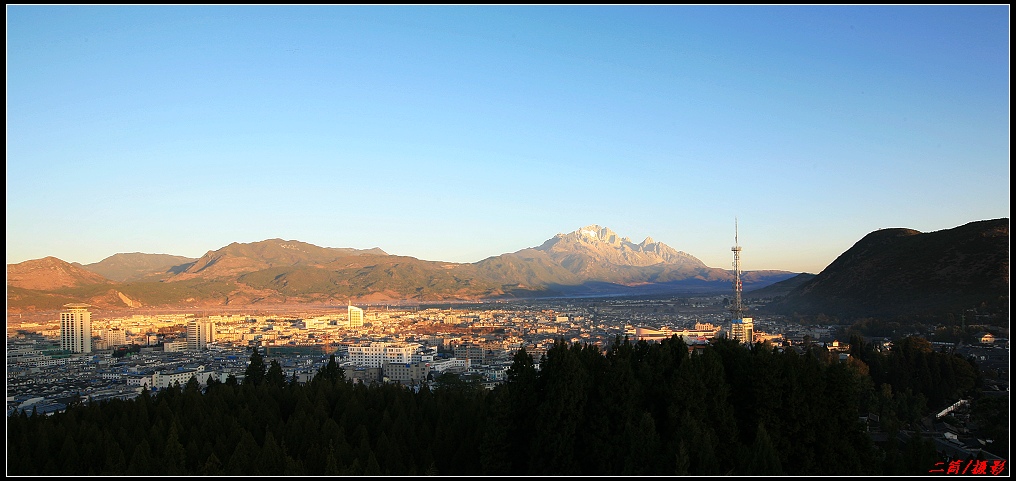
[6,5,1009,274]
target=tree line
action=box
[7,334,989,475]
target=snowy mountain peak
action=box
[534,225,705,270]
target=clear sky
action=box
[7,5,1010,274]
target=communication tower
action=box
[731,218,744,320]
[729,219,753,344]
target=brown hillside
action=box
[170,239,387,281]
[7,257,113,290]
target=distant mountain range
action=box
[5,225,795,312]
[8,219,1007,321]
[74,253,199,282]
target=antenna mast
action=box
[731,218,744,321]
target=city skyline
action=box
[7,5,1009,274]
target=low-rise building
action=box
[383,361,430,386]
[430,357,468,373]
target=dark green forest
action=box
[6,335,999,476]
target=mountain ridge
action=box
[6,225,797,311]
[764,218,1009,321]
[170,239,387,282]
[8,257,114,290]
[76,253,199,282]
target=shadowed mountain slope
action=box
[744,273,818,299]
[766,218,1009,320]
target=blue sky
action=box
[7,5,1010,274]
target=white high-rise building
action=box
[103,327,127,348]
[187,319,216,351]
[60,303,92,353]
[348,304,364,328]
[348,341,422,367]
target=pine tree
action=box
[200,452,224,475]
[746,422,783,475]
[267,359,287,388]
[126,439,155,476]
[244,347,268,387]
[226,430,262,475]
[161,422,187,475]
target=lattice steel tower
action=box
[730,219,744,321]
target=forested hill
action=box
[765,218,1009,322]
[7,336,995,476]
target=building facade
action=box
[164,340,188,352]
[347,341,421,367]
[60,303,92,353]
[187,319,216,351]
[152,367,216,389]
[102,328,127,348]
[453,343,486,367]
[348,304,364,328]
[383,361,431,385]
[730,317,754,344]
